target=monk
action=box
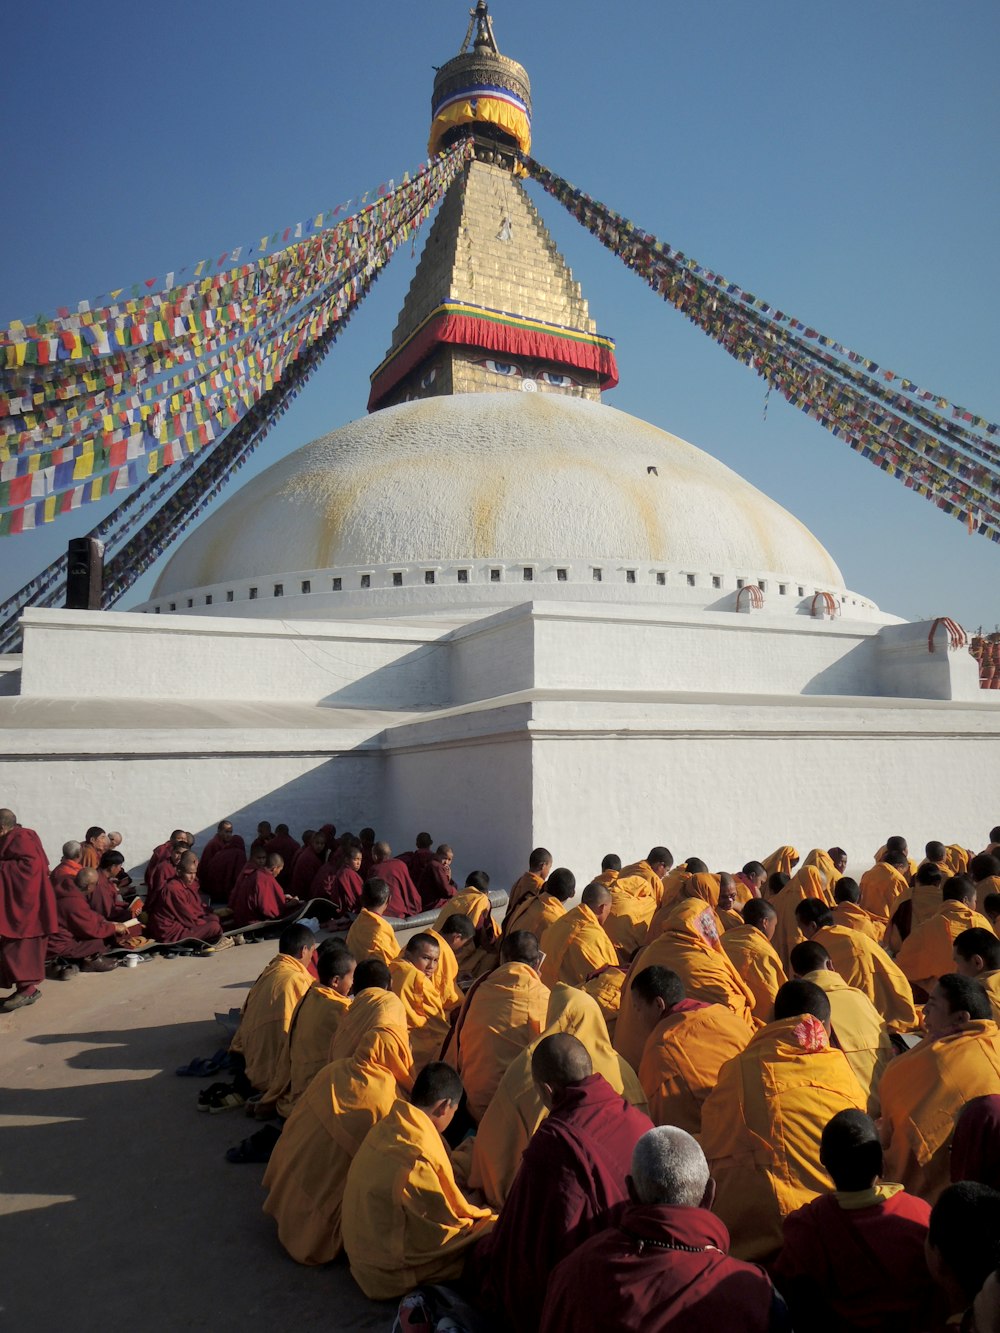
[506,846,553,921]
[311,842,363,915]
[925,1182,1000,1330]
[631,964,751,1133]
[266,824,299,887]
[646,858,711,940]
[414,843,457,912]
[468,982,647,1207]
[92,851,139,922]
[859,848,910,932]
[370,841,421,918]
[886,861,945,950]
[341,1062,496,1299]
[895,876,995,1000]
[390,933,455,1073]
[716,875,744,932]
[734,859,767,906]
[619,846,673,908]
[951,1095,1000,1190]
[288,830,326,899]
[501,865,574,941]
[600,856,658,958]
[262,966,413,1264]
[615,897,756,1072]
[539,881,618,988]
[790,940,894,1115]
[766,871,790,899]
[398,831,435,881]
[473,1032,654,1332]
[761,845,799,878]
[878,973,1000,1202]
[144,829,190,885]
[146,851,223,944]
[797,898,918,1031]
[79,826,109,869]
[721,899,787,1022]
[147,840,188,901]
[540,1126,784,1333]
[699,979,867,1261]
[1,810,57,1010]
[432,869,497,975]
[345,878,400,966]
[953,927,1000,1022]
[358,826,376,880]
[452,929,549,1121]
[46,867,124,974]
[229,852,296,929]
[50,841,83,892]
[773,1108,936,1333]
[830,877,882,941]
[771,848,845,968]
[434,915,475,995]
[970,853,1000,914]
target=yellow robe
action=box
[261,989,413,1264]
[895,900,997,996]
[761,845,799,878]
[719,908,744,933]
[434,887,496,976]
[699,1015,867,1262]
[878,1019,1000,1203]
[390,957,453,1073]
[945,845,971,877]
[345,908,400,966]
[813,924,917,1031]
[506,870,545,922]
[646,872,720,943]
[787,850,839,906]
[771,860,839,970]
[604,873,658,957]
[229,953,315,1091]
[801,968,894,1115]
[342,1098,496,1300]
[859,862,910,929]
[539,903,619,989]
[831,900,883,942]
[502,891,565,942]
[467,983,647,1207]
[638,1001,751,1133]
[980,969,1000,1024]
[261,982,352,1118]
[454,961,550,1121]
[721,924,787,1023]
[619,860,666,907]
[581,964,628,1038]
[614,900,757,1072]
[976,875,1000,915]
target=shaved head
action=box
[75,867,98,890]
[62,840,82,860]
[631,1127,710,1208]
[0,809,17,831]
[531,1033,593,1091]
[581,882,611,910]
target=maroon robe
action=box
[144,840,173,885]
[359,844,375,881]
[91,872,141,929]
[146,874,222,943]
[50,861,83,893]
[399,847,435,880]
[951,1094,1000,1191]
[416,859,457,912]
[311,863,363,914]
[289,845,323,899]
[48,881,116,960]
[267,833,301,888]
[476,1073,654,1332]
[199,837,246,901]
[1,825,57,988]
[146,857,181,910]
[373,857,421,919]
[229,868,287,928]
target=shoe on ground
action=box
[57,963,80,980]
[81,955,117,974]
[1,987,41,1011]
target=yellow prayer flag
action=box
[43,495,57,523]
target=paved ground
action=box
[0,938,398,1331]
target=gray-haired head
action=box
[630,1126,710,1208]
[62,840,82,861]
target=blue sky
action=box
[2,0,997,626]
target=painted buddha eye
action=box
[420,367,437,389]
[538,370,573,387]
[482,359,522,377]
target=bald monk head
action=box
[926,840,947,865]
[684,858,708,875]
[742,898,777,939]
[544,868,576,903]
[404,933,441,979]
[885,835,909,857]
[177,851,199,885]
[362,878,391,915]
[926,1183,1000,1316]
[266,853,284,875]
[954,928,1000,978]
[766,871,790,898]
[528,847,552,877]
[884,848,910,872]
[108,832,122,850]
[943,875,977,908]
[216,820,234,840]
[794,898,834,937]
[914,862,943,890]
[438,914,475,953]
[410,1061,464,1132]
[601,854,622,873]
[630,965,685,1034]
[789,940,834,978]
[275,823,290,837]
[415,832,433,851]
[75,867,99,894]
[0,809,16,832]
[773,978,832,1034]
[833,877,862,905]
[828,847,848,874]
[531,1032,593,1109]
[372,841,392,864]
[717,874,737,913]
[742,861,767,893]
[581,881,612,925]
[61,840,82,863]
[923,973,992,1040]
[279,922,317,962]
[501,929,541,968]
[970,853,1000,885]
[629,1125,713,1210]
[648,847,673,876]
[434,844,454,871]
[820,1108,884,1192]
[317,943,357,995]
[353,958,392,993]
[466,870,490,893]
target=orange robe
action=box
[771,856,838,970]
[619,860,666,907]
[454,961,550,1121]
[638,1000,751,1133]
[580,964,628,1038]
[859,862,909,930]
[801,968,894,1115]
[614,900,757,1072]
[878,1019,1000,1203]
[787,850,839,906]
[229,952,315,1091]
[646,871,719,943]
[506,870,545,922]
[980,970,1000,1023]
[719,907,744,932]
[539,903,618,989]
[699,1015,867,1262]
[976,875,1000,915]
[502,891,565,942]
[604,872,658,957]
[721,924,787,1023]
[345,908,400,966]
[433,887,496,976]
[894,900,996,996]
[761,845,799,878]
[390,957,453,1073]
[262,990,413,1264]
[813,924,917,1031]
[831,900,883,942]
[260,982,352,1117]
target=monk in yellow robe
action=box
[761,845,799,878]
[797,898,918,1031]
[830,876,883,942]
[501,866,575,942]
[433,870,497,977]
[597,855,657,958]
[618,846,672,908]
[859,853,910,931]
[871,834,918,880]
[646,859,712,941]
[790,940,894,1115]
[539,882,618,989]
[630,963,751,1133]
[615,897,757,1072]
[895,878,996,999]
[505,847,552,922]
[467,983,646,1207]
[770,848,846,968]
[878,973,1000,1203]
[721,899,787,1023]
[431,916,474,1000]
[953,927,1000,1023]
[970,853,1000,914]
[699,979,867,1262]
[262,972,413,1264]
[716,874,744,932]
[345,878,400,966]
[229,923,318,1092]
[452,930,550,1121]
[580,963,628,1038]
[390,932,459,1073]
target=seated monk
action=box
[953,927,1000,1022]
[341,1062,496,1299]
[93,851,139,923]
[951,1095,1000,1190]
[146,851,223,944]
[452,929,550,1121]
[699,979,867,1262]
[615,896,757,1072]
[230,852,298,929]
[721,899,787,1022]
[716,874,744,932]
[398,831,435,882]
[357,826,375,880]
[501,865,575,942]
[47,867,126,974]
[506,846,553,922]
[796,898,918,1031]
[539,881,618,989]
[859,848,911,933]
[432,870,497,977]
[473,1032,654,1332]
[370,840,421,918]
[434,914,475,994]
[147,840,188,902]
[345,878,400,966]
[925,1182,1000,1331]
[79,826,110,869]
[761,845,800,879]
[287,831,326,899]
[631,964,751,1133]
[831,877,882,942]
[262,963,413,1264]
[415,843,457,913]
[773,1109,937,1333]
[595,855,655,959]
[873,834,918,879]
[770,848,845,969]
[226,924,318,1100]
[390,933,455,1073]
[266,824,300,888]
[886,862,944,951]
[199,821,247,902]
[311,840,363,915]
[50,841,83,892]
[985,892,1000,933]
[894,876,995,1001]
[878,973,1000,1203]
[468,982,647,1208]
[790,940,894,1115]
[144,829,191,885]
[540,1126,785,1333]
[646,858,711,941]
[618,846,673,909]
[765,870,790,899]
[580,962,629,1038]
[970,852,1000,915]
[733,859,767,906]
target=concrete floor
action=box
[0,939,395,1331]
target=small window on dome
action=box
[360,574,371,589]
[332,578,342,591]
[187,599,193,608]
[154,606,160,614]
[301,580,311,594]
[779,583,788,596]
[736,579,745,590]
[523,567,533,581]
[758,580,767,592]
[169,602,176,611]
[226,590,234,603]
[273,584,283,598]
[556,568,568,581]
[392,572,403,587]
[626,569,636,584]
[205,595,213,606]
[425,570,435,585]
[457,569,469,583]
[593,568,603,582]
[656,572,666,586]
[686,574,696,587]
[712,575,722,589]
[490,568,501,583]
[798,585,805,597]
[249,587,257,600]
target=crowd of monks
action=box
[4,808,1000,1328]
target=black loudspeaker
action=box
[65,538,105,610]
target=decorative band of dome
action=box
[428,89,531,158]
[368,301,618,410]
[431,82,529,119]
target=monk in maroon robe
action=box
[199,824,247,902]
[416,844,458,912]
[951,1096,1000,1191]
[540,1125,782,1333]
[267,824,300,888]
[230,853,296,928]
[48,868,123,971]
[1,810,58,1010]
[144,829,191,884]
[399,831,435,880]
[474,1033,654,1332]
[147,852,223,943]
[371,841,421,918]
[288,831,326,899]
[311,845,364,914]
[146,841,188,908]
[50,842,84,892]
[358,827,376,881]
